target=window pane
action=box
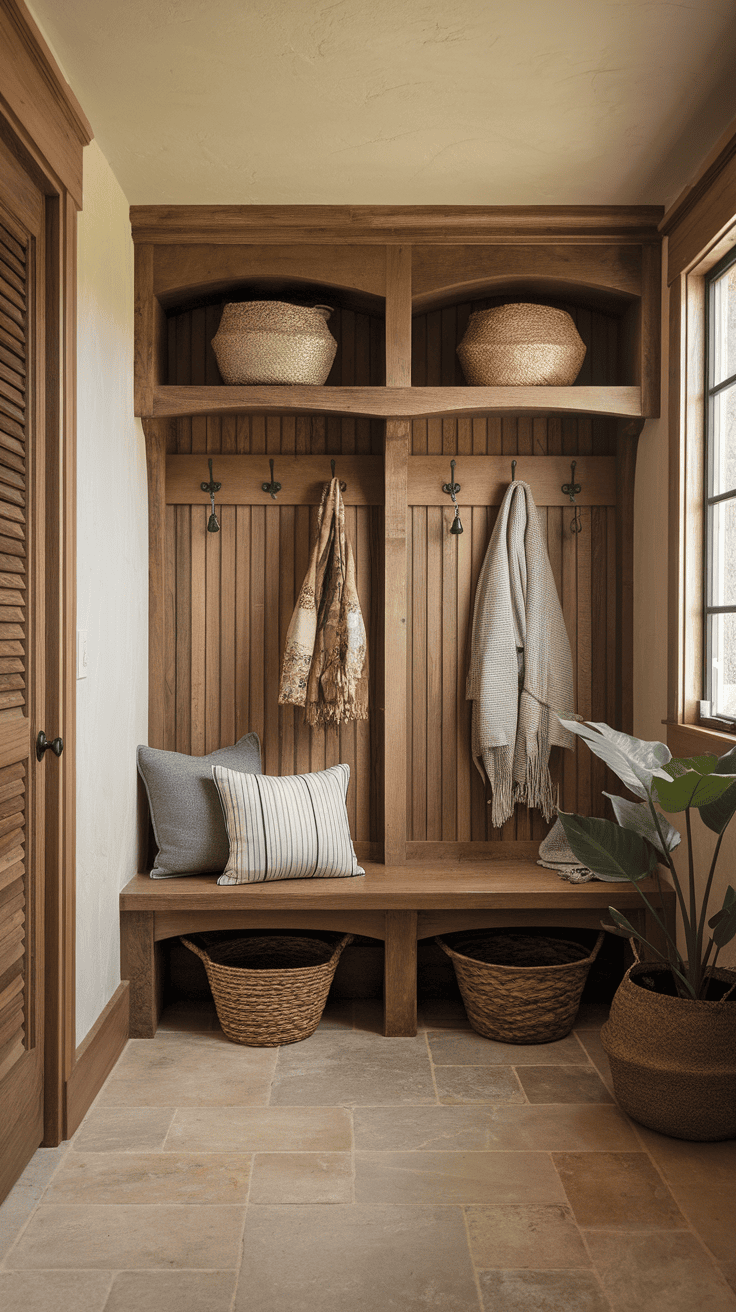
[712,261,736,387]
[709,611,736,720]
[709,497,736,605]
[710,382,736,496]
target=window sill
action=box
[665,720,736,757]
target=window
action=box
[704,249,736,723]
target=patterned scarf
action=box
[279,478,368,726]
[467,480,574,828]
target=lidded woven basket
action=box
[181,931,352,1046]
[211,301,338,385]
[457,303,586,387]
[436,930,603,1043]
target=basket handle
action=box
[180,935,208,963]
[181,932,353,968]
[587,931,605,964]
[436,932,605,964]
[328,932,353,965]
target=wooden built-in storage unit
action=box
[132,206,662,868]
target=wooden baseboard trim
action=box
[64,981,129,1138]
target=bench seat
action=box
[120,860,675,1037]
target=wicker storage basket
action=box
[601,959,736,1140]
[436,930,603,1043]
[457,303,586,387]
[211,301,337,385]
[181,931,352,1046]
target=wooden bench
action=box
[120,860,675,1038]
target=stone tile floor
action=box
[1,995,735,1311]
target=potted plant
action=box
[556,719,736,1141]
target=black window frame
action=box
[704,244,736,724]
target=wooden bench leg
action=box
[383,910,417,1036]
[120,910,164,1038]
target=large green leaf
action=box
[556,719,671,799]
[606,908,638,937]
[661,755,718,778]
[701,748,736,833]
[653,770,736,812]
[700,780,736,834]
[714,745,736,775]
[605,793,681,856]
[557,812,658,882]
[709,885,736,948]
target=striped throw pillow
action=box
[213,763,365,885]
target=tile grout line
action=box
[572,1019,735,1288]
[543,1152,615,1311]
[423,1030,441,1105]
[96,1268,121,1312]
[349,1105,356,1205]
[228,1109,255,1312]
[0,1141,75,1271]
[460,1205,486,1312]
[624,1116,736,1291]
[155,1107,179,1153]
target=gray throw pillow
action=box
[137,734,262,878]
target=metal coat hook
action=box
[330,459,347,492]
[442,458,463,535]
[511,460,517,481]
[200,458,221,533]
[561,461,583,534]
[262,458,281,500]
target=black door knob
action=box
[36,731,63,761]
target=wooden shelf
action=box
[149,384,642,421]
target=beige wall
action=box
[75,140,149,1044]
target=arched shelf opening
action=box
[162,278,386,388]
[411,279,640,390]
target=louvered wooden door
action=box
[0,144,47,1199]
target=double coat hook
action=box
[262,458,281,500]
[442,459,463,535]
[561,460,583,534]
[201,459,221,533]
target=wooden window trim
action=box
[662,130,736,756]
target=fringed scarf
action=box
[279,477,368,727]
[467,480,574,828]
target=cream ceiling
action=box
[29,0,736,207]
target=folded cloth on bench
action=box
[537,818,594,883]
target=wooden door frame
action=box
[0,0,92,1145]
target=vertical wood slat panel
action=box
[161,299,621,854]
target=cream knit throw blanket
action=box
[467,480,574,828]
[279,477,368,727]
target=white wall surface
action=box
[75,140,148,1045]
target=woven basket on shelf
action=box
[181,931,352,1046]
[211,301,337,385]
[436,930,603,1044]
[456,303,586,387]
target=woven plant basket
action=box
[211,301,337,385]
[181,931,352,1046]
[601,956,736,1141]
[436,930,603,1043]
[457,303,586,387]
